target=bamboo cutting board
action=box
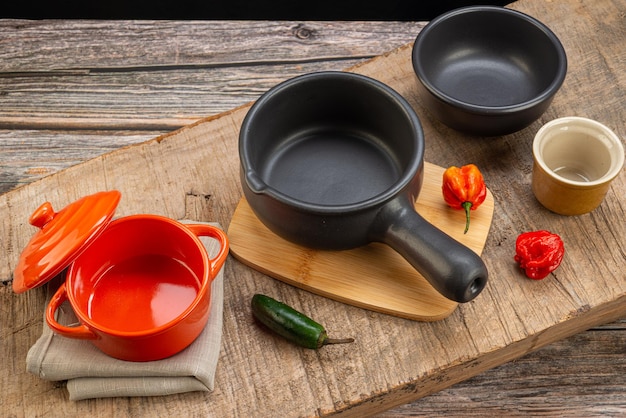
[228,162,495,321]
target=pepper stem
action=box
[462,201,473,234]
[323,337,355,346]
[318,331,355,348]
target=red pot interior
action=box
[67,215,209,334]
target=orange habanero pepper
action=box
[442,164,487,234]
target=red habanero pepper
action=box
[442,164,487,234]
[514,230,564,280]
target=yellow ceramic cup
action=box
[532,116,624,215]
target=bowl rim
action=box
[411,5,568,115]
[532,116,625,187]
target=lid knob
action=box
[30,202,56,229]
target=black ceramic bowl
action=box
[411,6,567,136]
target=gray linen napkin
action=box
[26,222,225,401]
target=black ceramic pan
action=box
[239,71,488,303]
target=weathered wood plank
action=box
[0,20,426,72]
[0,0,624,416]
[0,61,369,127]
[0,130,159,192]
[380,323,626,417]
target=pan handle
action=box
[370,196,488,303]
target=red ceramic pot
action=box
[13,191,229,361]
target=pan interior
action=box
[260,129,401,206]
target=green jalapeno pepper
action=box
[251,294,354,349]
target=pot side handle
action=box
[185,224,230,278]
[46,282,98,340]
[372,197,488,303]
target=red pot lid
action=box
[12,190,121,293]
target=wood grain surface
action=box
[1,0,625,416]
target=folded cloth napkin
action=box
[26,221,225,401]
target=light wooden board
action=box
[228,162,495,321]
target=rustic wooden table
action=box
[1,0,624,416]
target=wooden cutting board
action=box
[228,162,495,321]
[3,2,626,415]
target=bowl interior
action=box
[414,7,565,108]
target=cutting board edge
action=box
[229,248,460,322]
